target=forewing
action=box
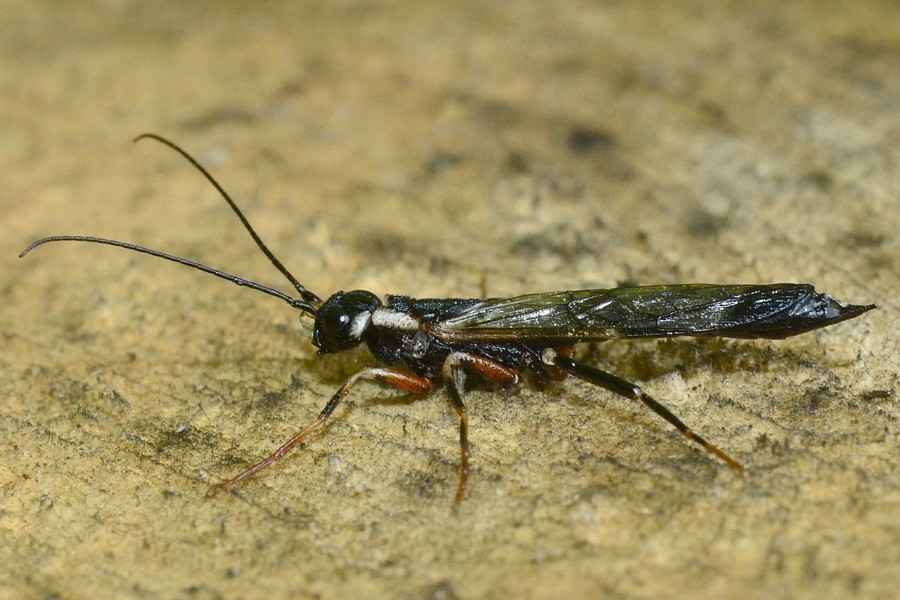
[429,284,871,344]
[430,289,621,343]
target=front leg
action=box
[442,352,520,508]
[209,367,434,494]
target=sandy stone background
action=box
[1,2,897,599]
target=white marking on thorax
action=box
[349,312,372,339]
[371,307,420,331]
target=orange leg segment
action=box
[442,352,521,509]
[208,367,434,494]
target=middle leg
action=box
[441,352,520,508]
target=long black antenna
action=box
[133,133,321,305]
[20,236,318,316]
[19,133,322,316]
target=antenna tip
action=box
[19,240,40,258]
[133,132,168,145]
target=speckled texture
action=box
[2,2,897,599]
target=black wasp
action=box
[21,134,875,506]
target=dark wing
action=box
[429,284,873,344]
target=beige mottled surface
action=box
[2,2,898,599]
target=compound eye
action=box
[319,310,351,348]
[313,304,353,352]
[312,290,380,353]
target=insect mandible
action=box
[20,134,876,506]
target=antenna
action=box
[19,134,321,316]
[20,236,318,315]
[134,133,322,305]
